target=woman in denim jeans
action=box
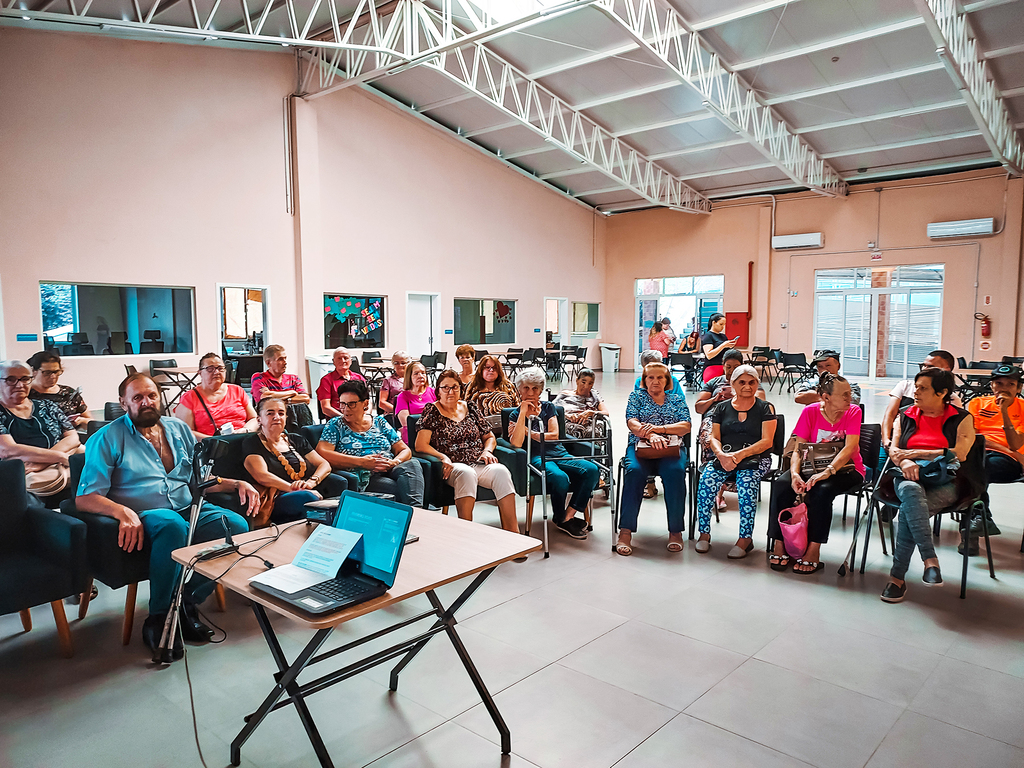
[881,368,975,603]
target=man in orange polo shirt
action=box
[965,363,1024,552]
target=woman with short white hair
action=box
[508,367,600,540]
[695,364,777,558]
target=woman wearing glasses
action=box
[0,360,81,507]
[416,370,520,534]
[465,355,519,432]
[174,353,258,439]
[27,350,91,427]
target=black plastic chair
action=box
[778,352,811,392]
[139,341,164,354]
[103,401,126,421]
[61,454,151,646]
[669,352,697,390]
[867,435,993,598]
[616,431,693,543]
[1,459,89,657]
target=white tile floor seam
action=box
[4,371,1024,768]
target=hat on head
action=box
[992,363,1023,382]
[811,350,840,364]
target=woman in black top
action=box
[700,313,737,383]
[242,397,347,526]
[27,350,91,427]
[695,365,776,558]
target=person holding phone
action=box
[175,353,258,439]
[701,313,737,383]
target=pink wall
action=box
[307,86,607,365]
[606,170,1024,369]
[0,29,300,408]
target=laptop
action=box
[250,491,414,615]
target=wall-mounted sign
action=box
[980,341,991,351]
[870,252,883,261]
[534,328,541,333]
[984,295,992,306]
[444,329,453,335]
[16,333,38,342]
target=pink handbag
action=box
[778,498,809,559]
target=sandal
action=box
[643,484,658,499]
[794,559,824,575]
[769,553,791,571]
[616,541,633,556]
[667,540,683,552]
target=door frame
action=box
[216,283,271,351]
[544,296,569,347]
[406,291,441,355]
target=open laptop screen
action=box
[333,491,413,587]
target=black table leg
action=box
[231,604,334,767]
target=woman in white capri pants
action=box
[415,369,519,534]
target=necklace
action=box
[259,431,306,481]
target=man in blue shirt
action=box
[77,373,258,658]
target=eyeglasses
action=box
[438,385,460,393]
[40,369,63,377]
[202,366,227,373]
[338,401,365,409]
[2,376,32,386]
[482,366,497,372]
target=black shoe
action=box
[922,566,943,586]
[880,582,907,603]
[142,613,184,660]
[179,601,214,643]
[958,535,980,557]
[554,517,588,540]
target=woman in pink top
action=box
[767,373,864,574]
[394,360,437,443]
[647,321,671,361]
[175,353,258,438]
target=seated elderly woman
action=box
[508,366,600,540]
[455,344,476,393]
[27,350,91,427]
[696,365,777,558]
[242,397,347,526]
[553,367,609,439]
[617,362,692,556]
[767,373,864,574]
[465,355,520,432]
[174,352,257,438]
[394,360,437,444]
[0,359,81,507]
[317,380,424,506]
[378,351,411,415]
[415,369,519,534]
[880,368,975,603]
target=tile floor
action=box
[3,371,1024,768]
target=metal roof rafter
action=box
[914,0,1024,175]
[418,42,711,212]
[594,0,848,196]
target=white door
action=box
[407,293,436,356]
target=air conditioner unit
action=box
[771,232,824,250]
[927,218,994,239]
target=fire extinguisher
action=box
[976,312,992,338]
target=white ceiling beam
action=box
[915,0,1024,174]
[793,99,966,134]
[571,80,680,110]
[609,110,714,137]
[982,42,1024,61]
[763,62,945,105]
[418,42,711,211]
[1002,86,1024,99]
[840,154,998,181]
[819,129,981,158]
[528,42,642,79]
[646,138,748,161]
[730,17,925,72]
[962,0,1019,12]
[690,0,805,32]
[540,165,604,180]
[597,0,847,196]
[574,183,629,196]
[676,161,775,180]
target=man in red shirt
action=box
[316,347,366,419]
[964,363,1024,551]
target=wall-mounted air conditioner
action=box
[771,232,824,250]
[927,218,995,239]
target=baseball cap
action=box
[811,350,840,364]
[991,363,1023,381]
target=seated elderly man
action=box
[962,363,1024,552]
[795,350,862,405]
[76,373,259,659]
[316,347,366,419]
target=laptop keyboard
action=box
[309,578,374,602]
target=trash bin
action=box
[599,343,621,373]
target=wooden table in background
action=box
[173,511,539,767]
